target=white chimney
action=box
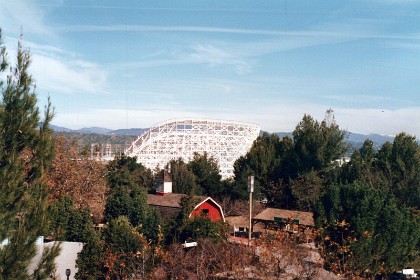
[156,169,172,195]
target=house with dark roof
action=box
[147,170,225,222]
[253,208,315,228]
[252,208,315,242]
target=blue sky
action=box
[0,0,419,137]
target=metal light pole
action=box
[248,175,254,246]
[65,269,71,280]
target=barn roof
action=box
[253,208,315,227]
[147,193,196,208]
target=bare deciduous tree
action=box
[46,136,108,222]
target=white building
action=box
[28,238,84,280]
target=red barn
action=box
[148,169,224,222]
[147,193,225,222]
[189,197,224,221]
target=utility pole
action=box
[248,175,254,246]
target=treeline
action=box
[54,131,137,148]
[232,110,420,278]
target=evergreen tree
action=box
[66,208,96,243]
[316,183,420,277]
[233,110,347,210]
[75,236,106,280]
[169,158,197,195]
[165,194,200,244]
[48,196,97,243]
[233,132,284,200]
[107,155,154,191]
[47,196,74,241]
[76,216,149,280]
[105,156,150,224]
[104,182,149,229]
[0,29,59,278]
[290,170,323,211]
[187,152,222,197]
[180,216,228,242]
[103,216,149,279]
[292,109,347,174]
[142,207,162,245]
[388,133,419,208]
[105,155,161,243]
[340,140,379,186]
[340,133,420,209]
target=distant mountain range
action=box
[52,125,395,146]
[272,131,395,154]
[344,132,394,145]
[271,131,394,146]
[51,125,147,136]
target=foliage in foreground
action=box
[78,233,326,280]
[76,215,166,280]
[0,29,60,279]
[150,234,324,280]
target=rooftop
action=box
[147,193,207,208]
[253,208,315,227]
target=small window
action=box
[202,209,209,216]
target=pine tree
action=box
[187,152,222,197]
[0,29,59,279]
[316,183,420,277]
[169,158,197,195]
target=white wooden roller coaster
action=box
[125,118,260,178]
